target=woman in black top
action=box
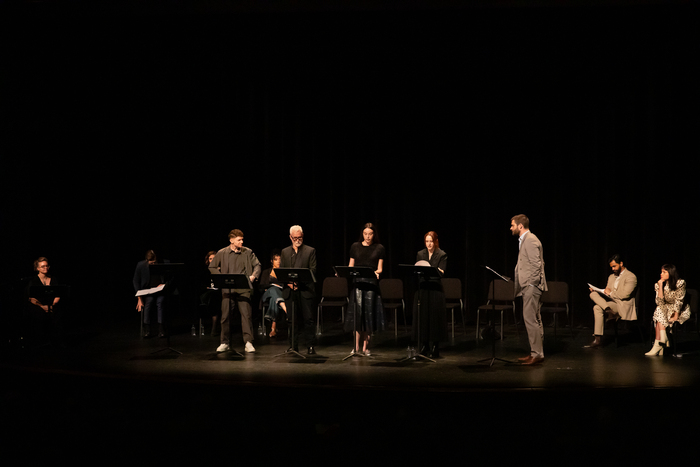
[413,231,447,358]
[26,257,63,347]
[344,223,386,355]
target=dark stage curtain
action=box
[2,3,697,330]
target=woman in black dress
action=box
[26,257,63,347]
[413,231,447,358]
[344,223,386,355]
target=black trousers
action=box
[286,290,316,349]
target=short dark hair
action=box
[228,229,244,239]
[270,249,281,262]
[33,257,49,271]
[511,214,529,229]
[608,254,624,265]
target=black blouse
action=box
[350,242,385,271]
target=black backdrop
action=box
[2,1,698,330]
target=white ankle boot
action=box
[645,340,664,356]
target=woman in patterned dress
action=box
[645,264,691,356]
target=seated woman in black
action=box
[260,250,287,337]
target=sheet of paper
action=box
[135,284,165,297]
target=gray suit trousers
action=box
[522,286,544,358]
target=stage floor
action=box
[3,318,699,461]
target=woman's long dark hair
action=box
[662,264,681,291]
[358,223,380,244]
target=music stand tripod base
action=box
[219,347,245,358]
[274,347,306,359]
[342,349,369,361]
[400,352,436,363]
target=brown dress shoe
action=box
[517,355,533,362]
[520,356,544,365]
[584,335,603,349]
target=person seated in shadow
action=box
[260,250,287,337]
[201,251,222,336]
[645,264,691,356]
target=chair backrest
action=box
[441,278,462,302]
[686,288,697,313]
[321,277,348,299]
[379,278,403,301]
[488,279,514,302]
[541,281,568,305]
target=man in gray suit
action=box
[510,214,547,365]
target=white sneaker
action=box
[244,342,256,353]
[216,343,229,352]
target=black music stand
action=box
[334,266,376,361]
[272,267,316,359]
[210,273,253,358]
[28,284,70,348]
[29,284,71,313]
[478,265,515,367]
[398,264,441,363]
[146,262,184,355]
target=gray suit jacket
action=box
[514,231,547,297]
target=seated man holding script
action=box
[585,254,637,348]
